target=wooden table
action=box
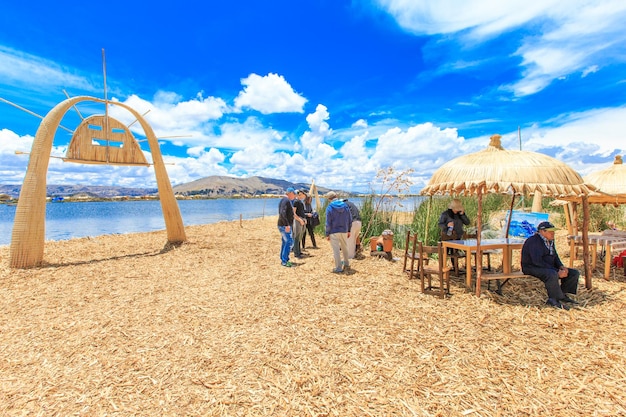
[568,233,626,279]
[441,238,526,289]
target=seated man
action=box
[521,221,580,310]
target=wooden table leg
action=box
[605,243,611,279]
[466,252,472,289]
[569,239,576,268]
[591,242,597,269]
[502,246,511,274]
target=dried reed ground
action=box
[1,216,625,416]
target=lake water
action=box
[0,197,425,246]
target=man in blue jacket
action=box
[325,191,352,273]
[521,221,580,310]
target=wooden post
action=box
[531,191,542,212]
[475,187,484,297]
[563,202,573,235]
[310,180,321,212]
[424,195,432,244]
[571,202,579,235]
[582,195,592,289]
[505,194,516,239]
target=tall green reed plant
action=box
[360,168,414,248]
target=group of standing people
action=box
[277,187,319,267]
[277,187,361,273]
[437,199,579,310]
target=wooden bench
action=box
[478,271,533,295]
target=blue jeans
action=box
[278,226,293,264]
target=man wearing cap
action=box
[325,191,352,273]
[521,221,580,310]
[278,188,296,267]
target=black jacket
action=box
[277,197,294,227]
[438,209,470,239]
[521,233,563,272]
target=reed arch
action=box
[10,96,186,268]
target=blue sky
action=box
[1,0,625,193]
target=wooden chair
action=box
[464,232,495,272]
[567,234,597,268]
[418,242,451,298]
[440,230,462,275]
[402,230,427,279]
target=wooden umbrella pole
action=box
[582,195,592,289]
[505,194,516,239]
[572,202,579,235]
[425,195,432,244]
[475,187,484,297]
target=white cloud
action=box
[234,73,307,114]
[0,46,98,93]
[0,129,32,181]
[165,148,230,185]
[375,0,626,96]
[299,104,333,158]
[109,92,228,146]
[352,119,368,128]
[230,144,283,172]
[521,106,626,164]
[338,132,374,175]
[374,0,560,36]
[213,117,287,150]
[582,65,599,77]
[372,123,463,165]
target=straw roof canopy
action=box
[585,155,626,195]
[420,135,593,198]
[552,155,626,206]
[582,155,626,204]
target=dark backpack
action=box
[310,212,320,227]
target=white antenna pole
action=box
[102,48,110,162]
[102,49,108,106]
[518,125,524,207]
[0,97,73,133]
[63,89,84,120]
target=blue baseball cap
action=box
[537,221,557,231]
[286,187,296,193]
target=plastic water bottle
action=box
[446,225,454,236]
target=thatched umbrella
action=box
[558,154,626,200]
[583,155,626,203]
[553,155,626,234]
[420,134,595,295]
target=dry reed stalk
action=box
[1,219,625,416]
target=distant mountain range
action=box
[0,184,158,199]
[172,176,333,197]
[0,176,335,199]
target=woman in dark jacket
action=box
[301,193,318,249]
[438,199,470,240]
